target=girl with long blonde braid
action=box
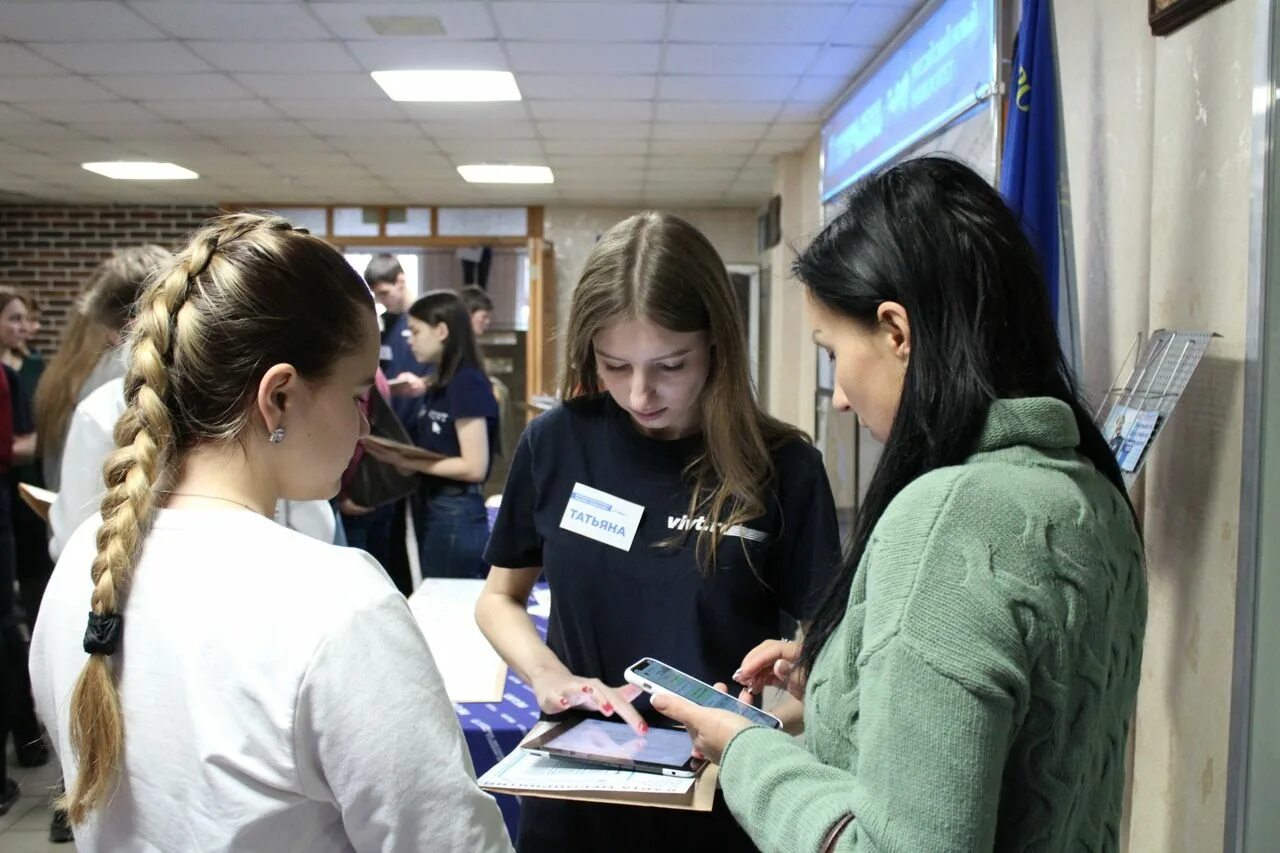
[30,213,512,853]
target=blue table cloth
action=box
[454,589,547,840]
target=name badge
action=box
[379,345,393,361]
[559,483,643,552]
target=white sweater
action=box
[49,378,336,559]
[30,509,513,853]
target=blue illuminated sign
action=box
[821,0,996,201]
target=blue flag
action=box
[1000,0,1060,324]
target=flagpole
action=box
[992,0,1006,183]
[1048,0,1082,375]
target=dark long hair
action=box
[409,289,482,388]
[796,156,1133,675]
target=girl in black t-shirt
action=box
[477,212,841,852]
[365,290,498,579]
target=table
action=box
[454,588,548,840]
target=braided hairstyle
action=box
[62,213,373,824]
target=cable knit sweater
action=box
[719,398,1146,852]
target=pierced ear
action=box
[256,363,298,433]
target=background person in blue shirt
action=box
[476,212,840,852]
[366,290,498,579]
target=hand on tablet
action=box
[733,639,806,701]
[389,372,428,397]
[651,682,754,765]
[530,671,647,735]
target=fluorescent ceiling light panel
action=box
[371,70,521,102]
[457,164,554,184]
[81,161,199,180]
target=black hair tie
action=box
[83,612,123,656]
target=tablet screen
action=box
[541,719,694,768]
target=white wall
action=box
[1057,2,1255,849]
[763,137,824,435]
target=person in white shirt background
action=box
[29,213,512,853]
[48,375,338,559]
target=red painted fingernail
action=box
[640,723,649,734]
[560,698,569,706]
[603,704,614,714]
[583,686,591,692]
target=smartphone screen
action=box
[635,659,781,728]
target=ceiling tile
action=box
[19,100,159,123]
[646,154,749,169]
[189,41,361,74]
[345,38,508,72]
[270,98,406,121]
[422,119,539,140]
[494,3,666,42]
[146,99,282,121]
[832,4,915,47]
[396,101,528,122]
[663,44,819,76]
[656,102,780,123]
[31,41,213,75]
[0,75,116,102]
[809,45,877,77]
[0,2,165,41]
[777,101,827,121]
[129,2,330,40]
[304,119,423,138]
[791,75,850,104]
[652,122,767,141]
[657,75,797,103]
[668,4,847,44]
[432,138,544,159]
[309,2,496,40]
[94,73,251,101]
[543,138,650,155]
[529,100,652,122]
[537,121,650,140]
[517,74,656,101]
[546,154,649,169]
[234,72,385,100]
[68,121,202,141]
[507,42,661,74]
[0,45,63,76]
[754,139,810,154]
[764,122,819,141]
[181,119,316,138]
[648,139,758,155]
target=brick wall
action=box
[0,205,215,353]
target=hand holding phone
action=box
[625,658,782,729]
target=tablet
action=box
[522,718,702,777]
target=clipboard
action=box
[359,435,446,463]
[479,722,718,812]
[18,483,54,523]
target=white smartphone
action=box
[625,657,783,730]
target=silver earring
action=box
[269,427,285,444]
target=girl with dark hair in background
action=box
[476,211,840,852]
[365,290,499,579]
[654,157,1147,853]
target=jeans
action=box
[418,491,489,580]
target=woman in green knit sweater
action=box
[654,157,1146,852]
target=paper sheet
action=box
[407,579,508,703]
[478,748,695,795]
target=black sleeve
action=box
[5,366,31,435]
[483,423,543,569]
[767,444,843,622]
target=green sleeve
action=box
[720,637,1014,852]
